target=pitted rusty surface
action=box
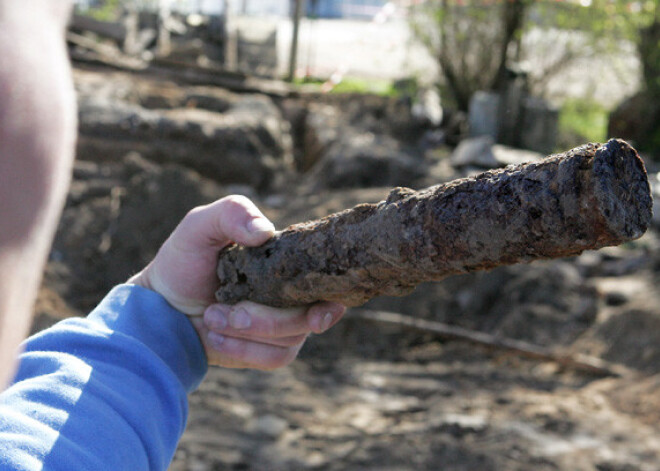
[216,140,652,307]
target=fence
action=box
[75,1,404,20]
[307,0,387,19]
[74,0,225,15]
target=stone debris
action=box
[36,65,660,471]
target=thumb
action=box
[171,195,276,253]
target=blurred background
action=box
[35,0,660,469]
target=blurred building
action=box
[307,0,388,19]
[74,0,224,15]
[74,0,407,19]
[229,0,393,19]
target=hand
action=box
[129,195,346,370]
[190,300,344,370]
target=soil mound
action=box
[35,66,660,470]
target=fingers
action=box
[307,302,346,334]
[206,333,303,370]
[204,302,307,338]
[207,195,275,247]
[173,195,276,253]
[203,301,346,339]
[189,317,303,370]
[195,301,346,370]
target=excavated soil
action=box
[34,66,660,470]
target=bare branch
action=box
[351,308,630,378]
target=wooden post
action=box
[157,0,172,57]
[224,0,238,70]
[287,0,304,81]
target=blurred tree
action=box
[603,0,660,156]
[410,0,656,110]
[77,0,123,20]
[411,0,531,111]
[637,3,660,97]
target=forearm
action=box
[0,285,207,471]
[0,0,76,244]
[0,0,76,386]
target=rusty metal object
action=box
[216,139,652,307]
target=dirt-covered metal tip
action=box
[592,139,652,241]
[216,140,652,308]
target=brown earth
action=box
[34,65,660,470]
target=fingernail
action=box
[204,305,228,331]
[229,307,252,330]
[247,217,275,234]
[321,312,333,332]
[208,331,225,349]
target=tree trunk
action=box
[492,0,528,91]
[639,17,660,98]
[216,140,652,308]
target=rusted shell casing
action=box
[216,139,652,307]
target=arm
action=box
[0,285,206,471]
[0,0,76,388]
[0,197,345,471]
[0,3,344,467]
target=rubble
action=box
[36,64,660,471]
[304,131,428,190]
[76,71,294,190]
[450,136,499,168]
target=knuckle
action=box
[236,301,281,338]
[234,300,257,311]
[180,205,207,227]
[220,194,252,211]
[185,205,206,219]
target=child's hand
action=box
[129,195,345,369]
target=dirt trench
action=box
[34,65,660,471]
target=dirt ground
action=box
[34,65,660,470]
[170,220,660,471]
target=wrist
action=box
[127,269,154,291]
[128,268,208,317]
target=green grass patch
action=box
[558,98,608,144]
[293,76,397,96]
[331,77,396,96]
[75,0,122,22]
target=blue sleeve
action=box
[0,284,208,471]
